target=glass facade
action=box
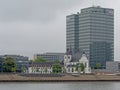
[0,55,29,72]
[66,6,114,68]
[66,14,79,53]
[34,53,65,62]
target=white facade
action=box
[28,63,53,74]
[28,67,53,74]
[64,53,91,74]
[79,54,91,73]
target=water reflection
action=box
[0,82,119,90]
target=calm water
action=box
[0,82,120,90]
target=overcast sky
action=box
[0,0,120,60]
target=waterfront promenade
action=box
[0,74,120,82]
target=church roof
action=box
[65,49,88,62]
[71,52,88,62]
[70,50,82,62]
[79,53,88,62]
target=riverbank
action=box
[0,74,120,82]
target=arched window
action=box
[72,68,74,72]
[85,63,86,67]
[68,68,70,72]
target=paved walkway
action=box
[0,74,120,82]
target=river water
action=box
[0,82,120,90]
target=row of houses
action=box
[28,52,120,74]
[0,53,65,73]
[28,52,91,74]
[28,62,55,74]
[0,52,120,74]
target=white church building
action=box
[64,51,91,74]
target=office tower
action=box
[66,6,114,68]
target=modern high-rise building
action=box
[66,6,114,68]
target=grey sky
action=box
[0,0,120,60]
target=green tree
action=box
[54,60,60,63]
[76,63,80,71]
[76,63,85,73]
[96,63,101,69]
[21,66,27,73]
[80,63,85,74]
[52,63,62,73]
[34,57,48,63]
[29,60,33,64]
[44,67,48,73]
[3,57,16,72]
[63,67,66,73]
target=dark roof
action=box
[65,49,88,62]
[71,51,82,62]
[29,62,63,67]
[67,65,76,67]
[30,62,53,67]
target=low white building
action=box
[28,62,53,74]
[64,52,91,74]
